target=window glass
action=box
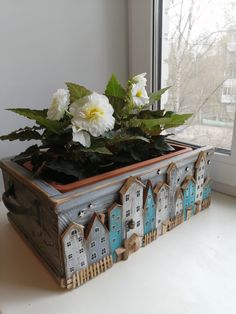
[161,0,236,150]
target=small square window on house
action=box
[101,237,105,243]
[152,217,155,222]
[78,236,83,242]
[112,225,116,230]
[159,198,161,202]
[112,238,116,243]
[112,214,115,219]
[158,219,161,224]
[117,229,120,234]
[91,253,97,260]
[67,242,71,247]
[136,206,140,212]
[159,208,162,212]
[68,254,73,259]
[95,227,99,232]
[137,220,140,227]
[81,261,85,267]
[165,205,167,209]
[125,194,130,201]
[79,248,84,253]
[101,248,106,255]
[70,267,74,273]
[91,241,96,248]
[126,210,130,217]
[148,194,151,199]
[137,190,140,197]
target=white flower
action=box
[131,82,149,107]
[72,126,91,148]
[47,89,70,121]
[70,92,115,146]
[132,73,147,86]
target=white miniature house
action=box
[120,177,145,239]
[154,182,170,235]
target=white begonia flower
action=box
[47,89,70,121]
[132,73,147,86]
[70,92,115,146]
[131,82,149,107]
[72,126,91,148]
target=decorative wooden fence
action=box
[142,229,158,246]
[61,255,113,289]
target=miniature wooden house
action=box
[181,176,196,220]
[62,223,88,279]
[85,213,110,265]
[154,182,170,235]
[107,203,123,262]
[119,177,145,240]
[143,180,156,236]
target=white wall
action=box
[0,0,128,194]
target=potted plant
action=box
[0,73,213,289]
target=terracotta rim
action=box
[23,143,192,193]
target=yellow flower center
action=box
[85,106,104,121]
[136,90,142,97]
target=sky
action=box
[166,0,236,42]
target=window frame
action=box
[128,0,236,196]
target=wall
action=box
[0,0,128,194]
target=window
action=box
[91,253,97,260]
[137,220,140,227]
[68,254,72,259]
[81,261,85,267]
[125,194,130,202]
[128,0,236,195]
[95,227,99,232]
[90,241,95,248]
[112,238,116,243]
[112,214,116,219]
[136,206,140,212]
[151,217,155,222]
[101,248,106,255]
[78,236,83,242]
[67,242,71,247]
[158,219,161,224]
[101,237,105,243]
[137,190,140,197]
[70,267,74,273]
[71,230,77,236]
[79,248,84,254]
[126,210,131,217]
[117,230,120,235]
[159,0,236,152]
[112,225,116,230]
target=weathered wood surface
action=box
[0,145,214,283]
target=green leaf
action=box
[163,113,192,130]
[152,136,175,152]
[6,108,68,133]
[105,74,125,99]
[65,82,91,103]
[149,86,170,104]
[12,144,40,162]
[0,126,42,141]
[81,146,113,155]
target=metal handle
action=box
[2,188,34,216]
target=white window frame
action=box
[128,0,236,196]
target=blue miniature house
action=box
[143,180,156,235]
[181,176,196,220]
[107,203,123,262]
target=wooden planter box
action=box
[0,142,214,289]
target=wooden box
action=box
[0,142,214,289]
